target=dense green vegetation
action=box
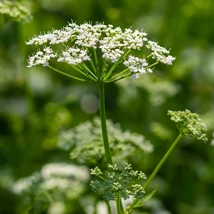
[0,0,213,213]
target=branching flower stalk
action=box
[126,133,183,212]
[126,109,208,212]
[26,21,176,213]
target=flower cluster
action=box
[0,0,32,23]
[58,117,153,164]
[168,109,208,142]
[146,41,175,65]
[123,55,152,79]
[90,163,146,200]
[27,47,57,67]
[26,22,175,82]
[12,163,89,209]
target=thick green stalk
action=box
[98,83,124,213]
[98,82,113,164]
[106,201,111,214]
[127,133,183,211]
[116,191,124,214]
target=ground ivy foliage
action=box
[26,21,175,82]
[90,163,146,201]
[168,109,208,142]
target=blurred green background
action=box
[0,0,214,213]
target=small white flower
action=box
[41,163,89,181]
[48,201,66,214]
[57,47,90,65]
[41,177,71,190]
[164,55,176,65]
[27,47,57,67]
[26,22,175,81]
[102,48,124,62]
[124,55,149,74]
[146,41,176,65]
[131,74,139,79]
[48,202,65,214]
[12,173,40,194]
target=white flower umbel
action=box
[146,41,176,65]
[41,163,89,181]
[12,163,90,203]
[26,22,175,82]
[124,55,151,74]
[57,47,90,65]
[12,173,40,194]
[27,47,57,68]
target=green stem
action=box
[106,201,111,214]
[89,58,99,75]
[144,133,183,189]
[101,58,109,79]
[93,49,100,76]
[98,82,112,164]
[116,192,124,214]
[79,62,98,80]
[106,68,130,82]
[146,53,153,59]
[146,61,158,69]
[127,133,183,211]
[106,72,132,83]
[48,65,87,81]
[103,50,131,81]
[69,64,93,79]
